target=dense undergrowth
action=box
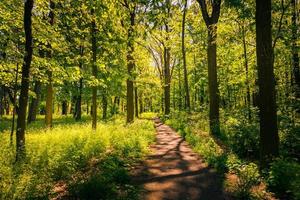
[163,111,300,200]
[0,116,155,200]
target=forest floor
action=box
[131,118,231,200]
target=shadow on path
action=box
[132,118,230,200]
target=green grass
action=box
[0,116,155,200]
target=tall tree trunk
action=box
[207,24,220,134]
[197,0,221,134]
[242,25,251,120]
[126,11,135,123]
[182,0,190,111]
[256,0,279,168]
[28,81,41,124]
[16,0,34,160]
[45,0,55,128]
[292,0,300,110]
[164,45,171,115]
[11,64,19,145]
[91,8,97,129]
[135,87,138,118]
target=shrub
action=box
[234,163,260,199]
[267,158,300,199]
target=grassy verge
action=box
[0,117,155,200]
[163,111,294,200]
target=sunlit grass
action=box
[0,116,155,199]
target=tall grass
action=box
[0,117,155,199]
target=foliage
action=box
[267,158,300,200]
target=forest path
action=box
[132,118,229,200]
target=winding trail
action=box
[132,118,229,200]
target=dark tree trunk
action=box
[182,0,190,111]
[139,93,143,114]
[126,9,136,123]
[242,25,251,120]
[256,0,279,168]
[28,81,41,124]
[16,0,34,160]
[178,64,182,110]
[292,0,300,108]
[134,87,138,118]
[91,8,97,129]
[62,100,68,115]
[197,0,221,134]
[164,45,171,115]
[102,94,107,120]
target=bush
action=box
[225,117,259,159]
[234,163,260,199]
[267,158,300,199]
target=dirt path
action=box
[132,118,229,200]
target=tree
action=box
[196,0,221,134]
[16,0,34,160]
[91,8,97,129]
[181,0,190,111]
[45,0,55,128]
[256,0,279,167]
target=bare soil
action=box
[132,118,231,200]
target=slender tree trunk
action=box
[75,46,84,121]
[292,0,300,109]
[45,1,55,128]
[178,64,182,110]
[91,8,97,129]
[242,25,251,120]
[164,45,171,115]
[16,0,34,160]
[45,72,53,128]
[134,87,138,118]
[256,0,279,168]
[126,11,136,123]
[28,81,41,123]
[102,93,107,120]
[182,0,190,111]
[11,64,19,145]
[139,93,143,114]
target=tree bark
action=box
[28,81,41,124]
[164,44,171,115]
[197,0,221,134]
[135,87,138,118]
[62,100,68,115]
[91,8,97,129]
[256,0,279,168]
[16,0,34,160]
[102,94,107,120]
[45,0,55,128]
[241,25,251,120]
[182,0,190,111]
[292,0,300,109]
[126,10,135,123]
